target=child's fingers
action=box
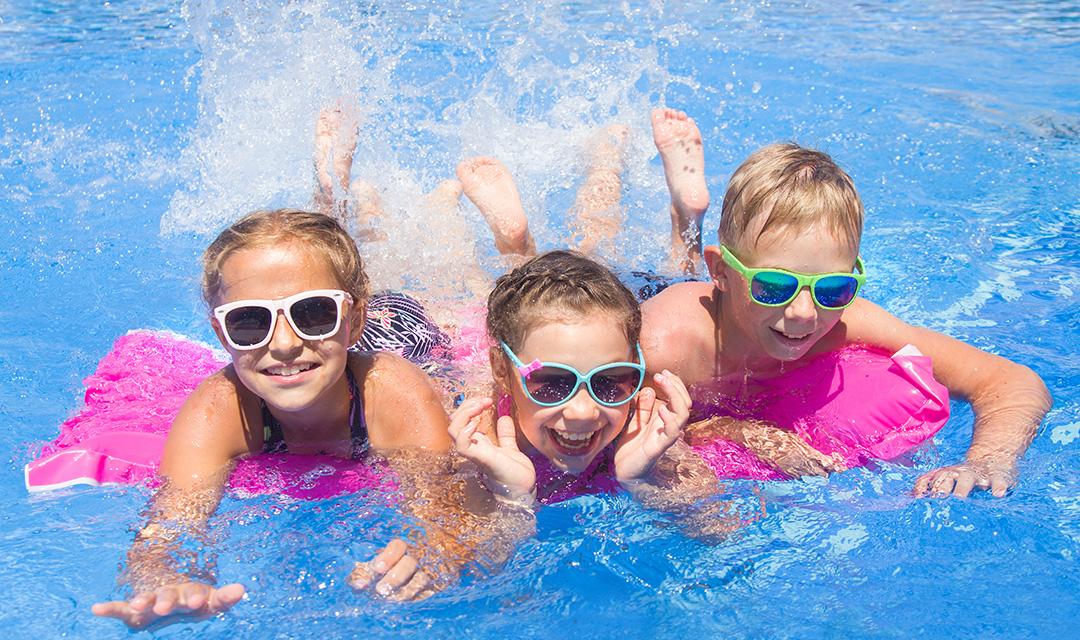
[653,370,691,413]
[448,398,492,438]
[208,584,246,612]
[990,475,1011,498]
[634,386,658,425]
[953,473,976,498]
[129,591,154,612]
[929,473,957,497]
[371,539,408,574]
[375,554,419,596]
[348,561,376,590]
[350,538,409,591]
[388,568,434,602]
[152,586,180,616]
[656,404,683,439]
[177,583,208,612]
[495,415,520,451]
[449,399,493,452]
[90,600,132,620]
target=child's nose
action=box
[268,311,304,353]
[784,288,818,323]
[560,386,601,421]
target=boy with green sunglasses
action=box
[637,142,1051,498]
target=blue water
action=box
[2,1,1078,637]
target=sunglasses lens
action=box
[814,275,859,308]
[224,306,273,347]
[290,295,339,337]
[524,367,578,404]
[589,366,644,405]
[751,271,800,305]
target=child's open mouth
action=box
[771,328,811,344]
[548,428,600,455]
[261,363,319,378]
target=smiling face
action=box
[211,241,360,422]
[709,222,858,364]
[497,311,636,475]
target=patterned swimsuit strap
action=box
[261,366,368,458]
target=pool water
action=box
[2,1,1078,637]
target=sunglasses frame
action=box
[719,245,867,310]
[500,341,647,408]
[212,289,353,351]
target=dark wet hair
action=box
[486,250,641,350]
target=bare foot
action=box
[347,179,386,242]
[457,157,534,256]
[422,179,463,212]
[652,107,709,274]
[314,103,361,223]
[571,124,629,254]
[585,124,630,174]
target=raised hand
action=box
[348,538,437,602]
[91,581,245,629]
[448,397,536,505]
[615,370,691,483]
[914,457,1017,498]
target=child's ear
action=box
[210,317,230,351]
[702,245,727,292]
[346,300,366,343]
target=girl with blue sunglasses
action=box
[447,251,717,508]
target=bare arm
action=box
[685,415,847,478]
[92,370,252,627]
[351,354,534,599]
[845,299,1052,496]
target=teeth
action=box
[266,364,314,376]
[552,430,594,450]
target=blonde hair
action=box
[719,143,863,251]
[201,209,369,308]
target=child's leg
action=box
[313,104,386,241]
[347,179,388,242]
[652,108,709,274]
[569,125,629,254]
[457,157,535,256]
[418,178,492,301]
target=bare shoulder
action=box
[161,366,256,482]
[840,298,930,352]
[351,351,451,451]
[641,281,717,382]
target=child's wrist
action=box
[481,473,536,505]
[492,486,537,511]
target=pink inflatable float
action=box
[26,332,948,499]
[688,344,951,480]
[25,331,393,499]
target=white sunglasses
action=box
[212,289,353,351]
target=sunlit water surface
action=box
[1,1,1078,638]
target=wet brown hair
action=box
[201,209,369,310]
[719,143,864,251]
[486,250,641,351]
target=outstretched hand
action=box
[914,457,1017,498]
[91,581,245,629]
[348,538,438,602]
[448,397,536,505]
[615,370,691,483]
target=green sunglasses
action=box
[720,245,867,310]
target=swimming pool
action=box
[2,0,1078,637]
